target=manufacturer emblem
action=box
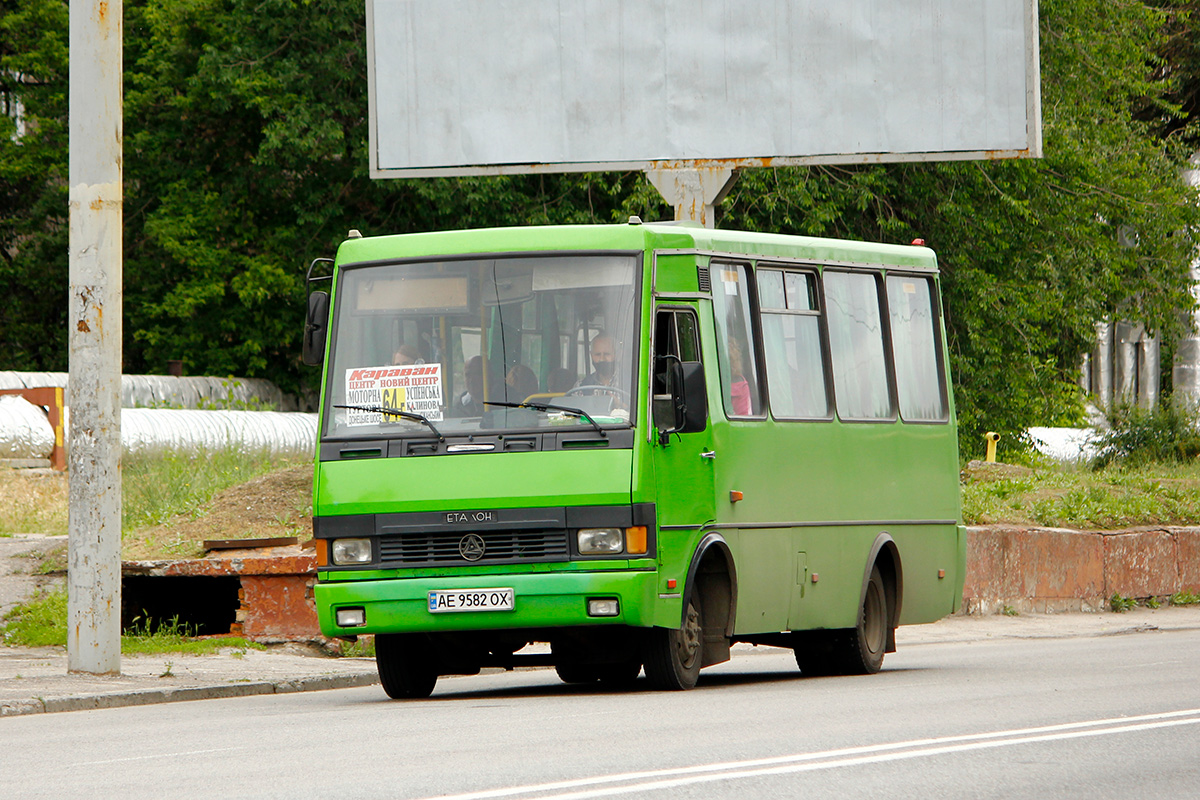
[459,533,486,561]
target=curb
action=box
[0,671,379,718]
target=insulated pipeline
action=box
[0,400,315,462]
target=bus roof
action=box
[335,221,938,272]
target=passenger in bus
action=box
[392,344,421,366]
[728,337,752,416]
[505,364,539,404]
[451,355,486,416]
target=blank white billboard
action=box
[368,0,1041,177]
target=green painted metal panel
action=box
[316,570,658,636]
[316,449,632,516]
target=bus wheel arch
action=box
[685,533,737,666]
[643,532,737,689]
[864,533,902,654]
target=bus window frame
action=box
[820,267,900,424]
[753,265,836,423]
[709,260,768,421]
[882,270,951,425]
[322,249,644,443]
[651,305,705,435]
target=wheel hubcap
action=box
[678,602,702,667]
[863,580,885,655]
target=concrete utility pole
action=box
[67,0,123,674]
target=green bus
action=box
[304,220,964,698]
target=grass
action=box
[122,447,306,530]
[962,460,1200,528]
[0,447,304,539]
[0,469,68,535]
[1,589,67,647]
[1,589,266,655]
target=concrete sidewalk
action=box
[0,643,379,717]
[4,605,1199,718]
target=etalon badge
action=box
[459,533,486,561]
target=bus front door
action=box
[651,307,716,560]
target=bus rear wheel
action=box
[794,565,888,676]
[375,633,438,699]
[643,596,703,690]
[555,661,642,687]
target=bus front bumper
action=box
[316,570,660,637]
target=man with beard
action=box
[581,332,619,389]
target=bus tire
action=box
[375,633,438,699]
[556,659,641,686]
[554,663,599,684]
[839,565,889,674]
[596,660,642,688]
[643,596,703,690]
[794,566,889,676]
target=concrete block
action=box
[1103,530,1179,598]
[1175,528,1200,593]
[964,526,1104,607]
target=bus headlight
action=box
[578,528,624,554]
[331,538,373,565]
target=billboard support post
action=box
[646,168,738,228]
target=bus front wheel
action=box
[375,633,438,699]
[643,596,703,690]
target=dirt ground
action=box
[122,465,312,560]
[1,465,313,615]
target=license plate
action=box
[427,588,515,613]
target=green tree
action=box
[0,0,68,371]
[720,0,1200,455]
[2,0,1197,452]
[121,0,641,394]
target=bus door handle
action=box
[700,451,716,460]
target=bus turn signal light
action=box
[730,490,743,503]
[625,526,648,555]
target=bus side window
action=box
[709,264,763,418]
[758,270,830,419]
[823,271,893,420]
[886,275,947,421]
[653,308,701,392]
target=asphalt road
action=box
[3,627,1199,800]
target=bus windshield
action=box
[321,253,640,439]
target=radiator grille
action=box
[378,529,569,566]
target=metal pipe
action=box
[1112,321,1140,407]
[1093,320,1113,410]
[1138,335,1160,409]
[67,0,123,674]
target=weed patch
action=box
[1,589,67,647]
[1171,589,1200,606]
[962,461,1200,528]
[1,590,265,654]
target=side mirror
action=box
[657,360,708,444]
[302,290,330,366]
[676,361,708,434]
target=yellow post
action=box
[984,432,1000,462]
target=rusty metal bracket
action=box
[0,387,65,471]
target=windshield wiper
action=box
[333,404,444,441]
[483,401,607,437]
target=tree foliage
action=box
[2,0,1199,454]
[0,0,68,370]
